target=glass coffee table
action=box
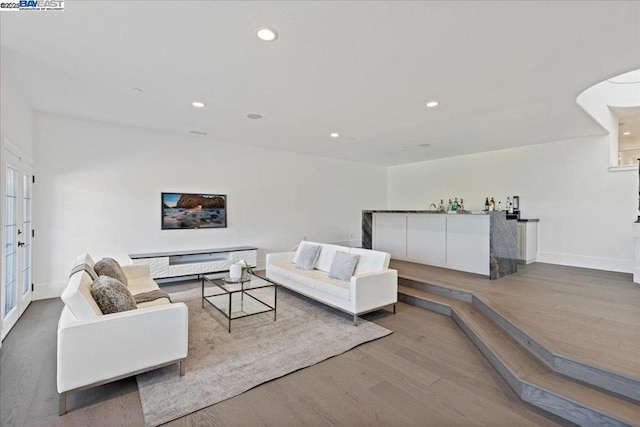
[202,272,277,332]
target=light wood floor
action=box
[0,281,571,426]
[391,260,640,382]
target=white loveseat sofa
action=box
[57,254,188,415]
[266,241,397,324]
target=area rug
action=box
[136,287,393,426]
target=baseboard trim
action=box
[536,251,633,274]
[33,281,66,300]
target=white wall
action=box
[0,64,34,157]
[387,136,636,273]
[33,113,387,298]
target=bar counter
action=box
[362,210,517,279]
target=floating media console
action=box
[129,246,258,279]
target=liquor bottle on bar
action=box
[452,198,459,211]
[489,197,495,211]
[484,197,490,211]
[459,198,464,211]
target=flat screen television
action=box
[162,193,227,229]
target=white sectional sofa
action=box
[57,254,188,415]
[266,241,397,324]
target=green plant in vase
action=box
[239,259,253,276]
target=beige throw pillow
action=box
[90,276,137,314]
[95,257,128,286]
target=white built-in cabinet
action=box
[373,213,490,276]
[446,215,490,275]
[516,221,538,264]
[129,246,258,279]
[407,214,446,265]
[373,213,407,258]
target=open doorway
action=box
[613,106,640,167]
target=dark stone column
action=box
[362,211,372,249]
[489,211,517,279]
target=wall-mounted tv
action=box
[162,193,227,229]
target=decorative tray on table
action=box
[223,274,251,283]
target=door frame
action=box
[1,138,35,341]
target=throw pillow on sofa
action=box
[95,257,128,286]
[328,251,360,281]
[295,244,321,270]
[90,276,137,314]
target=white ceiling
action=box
[1,1,639,166]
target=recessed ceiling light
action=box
[247,113,262,119]
[623,131,632,136]
[426,101,439,108]
[189,130,208,135]
[192,101,205,108]
[330,132,340,138]
[418,143,431,147]
[256,28,278,41]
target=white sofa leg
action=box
[59,392,67,416]
[179,360,185,376]
[353,314,358,326]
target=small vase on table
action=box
[229,263,242,281]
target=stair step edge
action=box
[399,288,640,426]
[399,278,640,403]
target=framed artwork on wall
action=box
[161,193,227,229]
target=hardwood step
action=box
[399,275,640,403]
[399,285,640,427]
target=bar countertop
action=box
[362,209,490,215]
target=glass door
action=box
[20,171,33,312]
[1,149,33,341]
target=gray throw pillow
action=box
[295,244,321,271]
[95,257,128,287]
[328,251,360,281]
[90,276,137,314]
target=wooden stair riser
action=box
[398,293,451,317]
[472,294,640,403]
[472,296,556,367]
[521,383,630,427]
[399,277,472,303]
[555,357,640,404]
[450,310,523,396]
[454,310,631,427]
[399,275,640,403]
[398,288,640,427]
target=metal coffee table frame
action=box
[202,272,277,332]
